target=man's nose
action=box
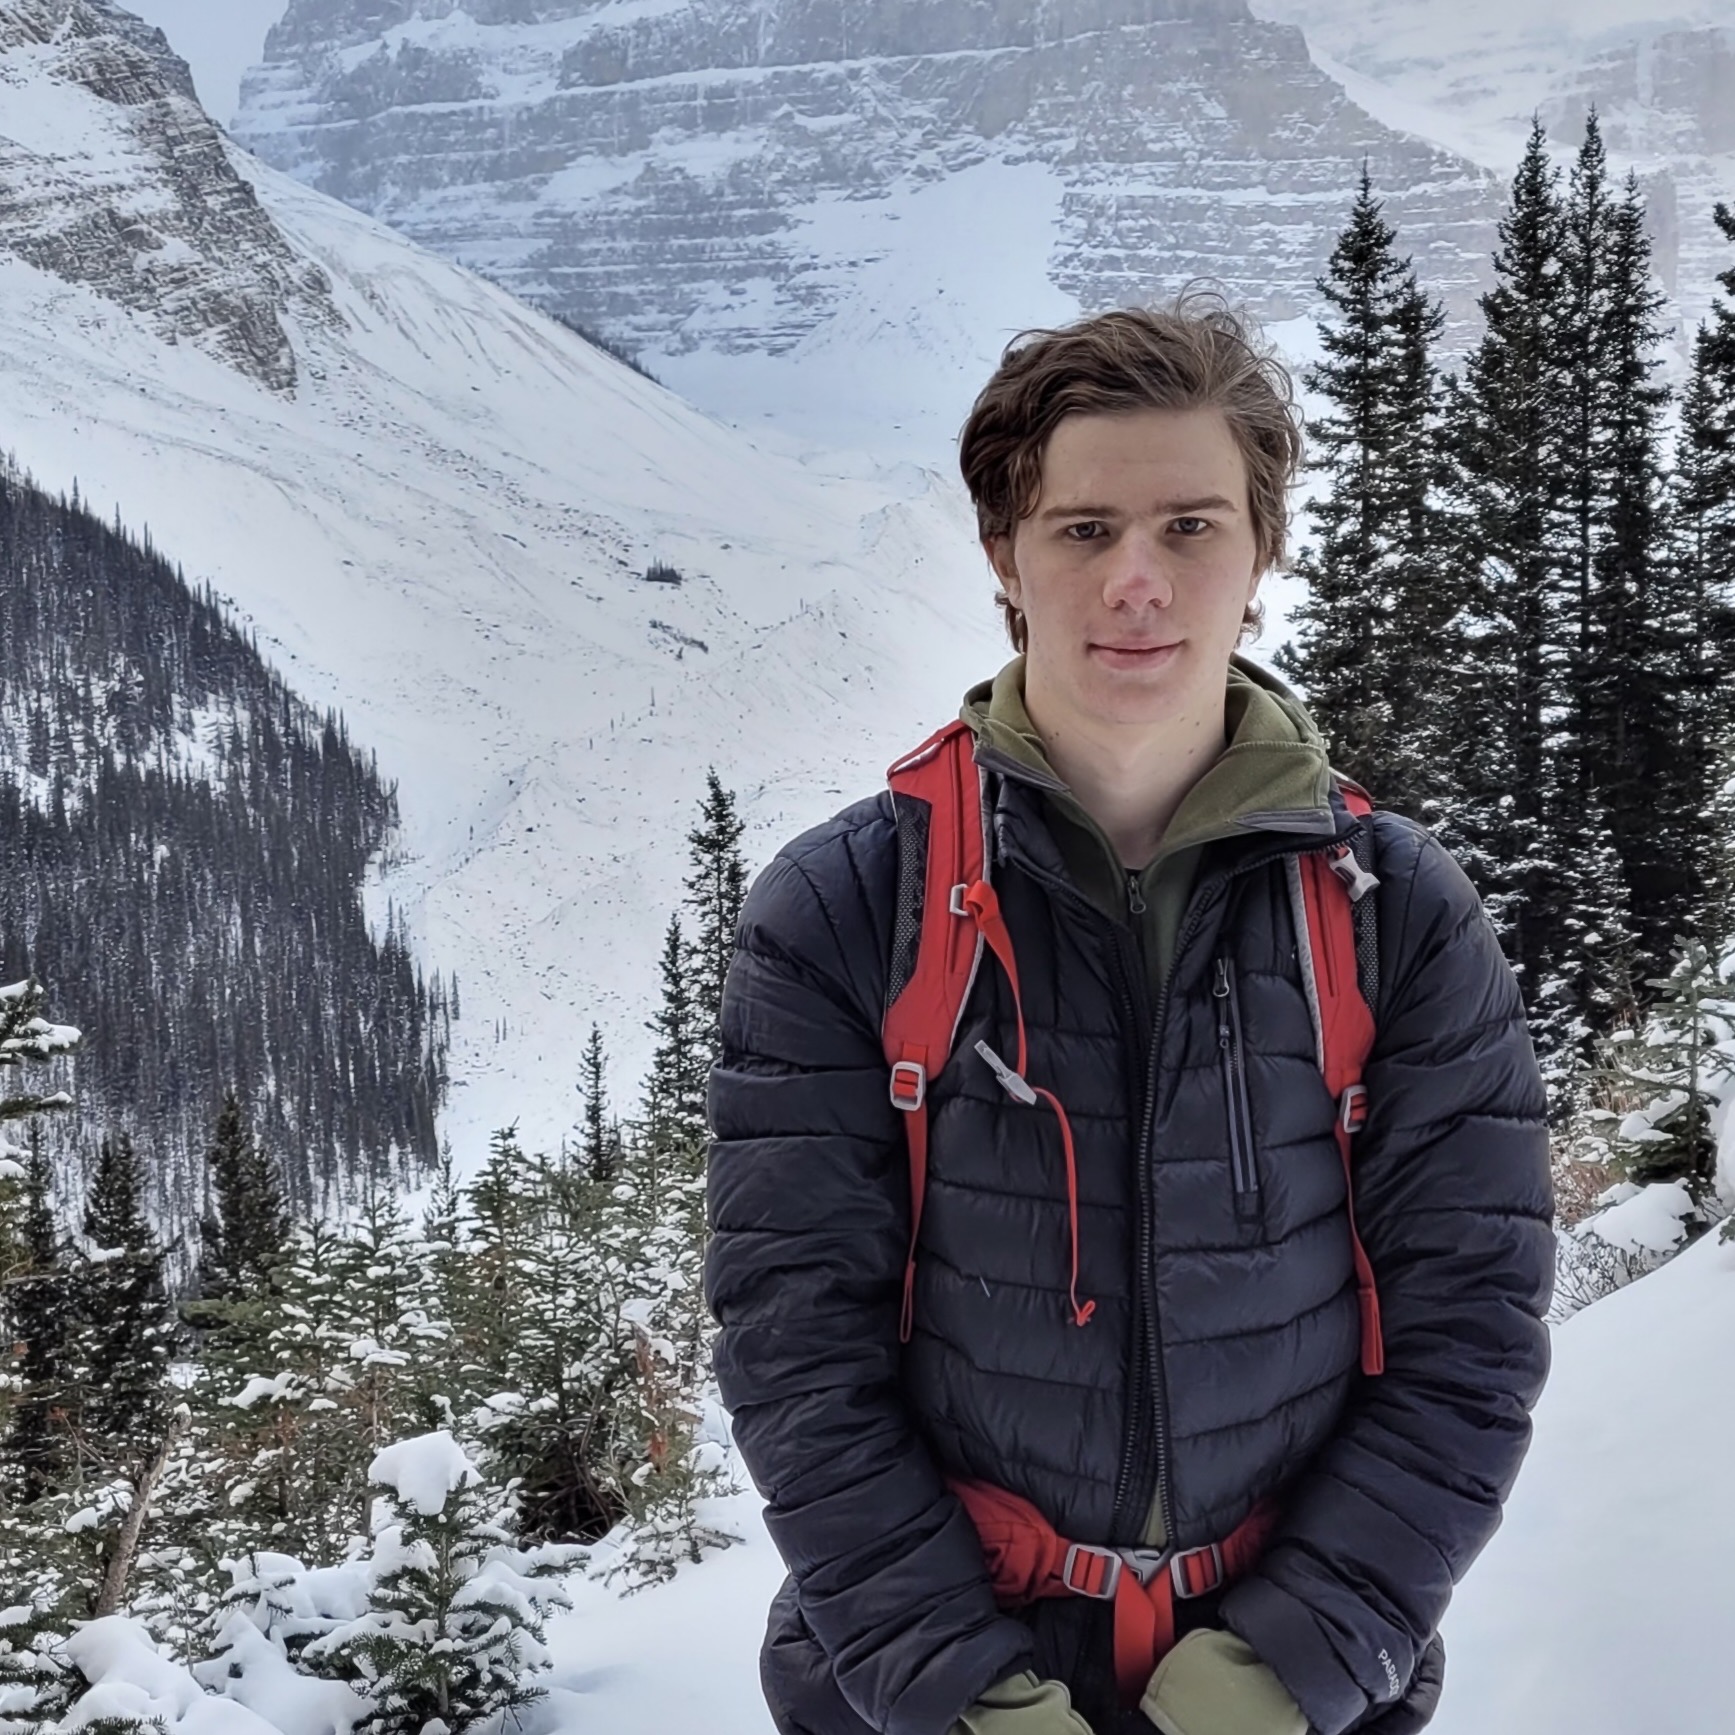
[1100,528,1174,610]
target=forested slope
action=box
[0,461,448,1229]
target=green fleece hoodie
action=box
[946,655,1327,1735]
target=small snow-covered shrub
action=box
[302,1431,574,1735]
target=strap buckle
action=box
[1060,1542,1123,1601]
[889,1060,927,1112]
[1169,1541,1226,1600]
[1339,1082,1368,1134]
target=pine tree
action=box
[683,769,748,1063]
[70,1134,174,1462]
[3,1136,76,1509]
[193,1092,288,1309]
[1569,150,1676,986]
[0,979,81,1128]
[1587,940,1735,1200]
[1278,169,1452,818]
[304,1432,568,1735]
[1671,202,1735,958]
[1442,121,1571,996]
[576,1024,619,1184]
[643,918,707,1162]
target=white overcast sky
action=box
[125,1,289,125]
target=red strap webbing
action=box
[883,723,986,1341]
[951,1474,1279,1705]
[1299,785,1385,1376]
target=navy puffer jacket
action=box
[706,756,1553,1735]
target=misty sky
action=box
[125,0,288,125]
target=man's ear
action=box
[984,534,1020,605]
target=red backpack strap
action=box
[1290,781,1386,1376]
[883,722,989,1342]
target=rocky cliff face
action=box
[1252,2,1734,338]
[1544,26,1735,314]
[231,0,1501,434]
[0,0,336,391]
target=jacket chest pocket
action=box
[1212,956,1262,1225]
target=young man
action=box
[706,304,1553,1735]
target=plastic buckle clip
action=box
[1169,1542,1225,1600]
[1339,1083,1369,1134]
[1061,1542,1123,1601]
[889,1061,927,1113]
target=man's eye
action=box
[1064,521,1104,541]
[1171,517,1211,536]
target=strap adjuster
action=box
[889,1060,927,1112]
[1061,1542,1123,1600]
[1339,1082,1368,1134]
[1169,1541,1225,1600]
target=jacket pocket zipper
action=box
[1213,957,1260,1219]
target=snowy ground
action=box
[85,1209,1726,1735]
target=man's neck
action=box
[1025,691,1228,870]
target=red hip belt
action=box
[949,1476,1279,1706]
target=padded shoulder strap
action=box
[1290,783,1386,1377]
[882,722,989,1341]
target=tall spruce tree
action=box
[70,1134,174,1463]
[1444,122,1570,1000]
[1571,152,1675,990]
[576,1024,619,1184]
[2,1135,75,1509]
[1442,118,1642,1054]
[1278,168,1451,818]
[194,1092,288,1307]
[1671,202,1735,957]
[642,917,708,1162]
[683,770,748,1064]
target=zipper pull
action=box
[1213,958,1231,1046]
[974,1040,1038,1105]
[1127,871,1147,916]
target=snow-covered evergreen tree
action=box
[192,1092,288,1313]
[642,918,707,1162]
[575,1024,621,1184]
[1442,120,1573,1008]
[1670,202,1735,960]
[303,1431,568,1735]
[684,768,748,1063]
[1587,940,1735,1201]
[1277,168,1452,819]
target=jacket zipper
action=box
[1214,958,1260,1217]
[969,800,1344,1549]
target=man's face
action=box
[986,406,1264,734]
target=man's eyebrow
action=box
[1037,494,1239,520]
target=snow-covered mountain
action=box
[228,0,1503,458]
[0,0,1009,1162]
[1252,0,1735,333]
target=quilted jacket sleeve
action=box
[705,815,1038,1735]
[1218,815,1555,1735]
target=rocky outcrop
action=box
[0,0,338,392]
[232,0,1502,365]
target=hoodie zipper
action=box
[1214,958,1261,1218]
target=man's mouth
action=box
[1089,641,1181,667]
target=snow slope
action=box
[0,14,1010,1162]
[525,1227,1735,1735]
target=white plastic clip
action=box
[1328,846,1380,903]
[974,1040,1037,1105]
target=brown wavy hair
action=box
[958,293,1303,650]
